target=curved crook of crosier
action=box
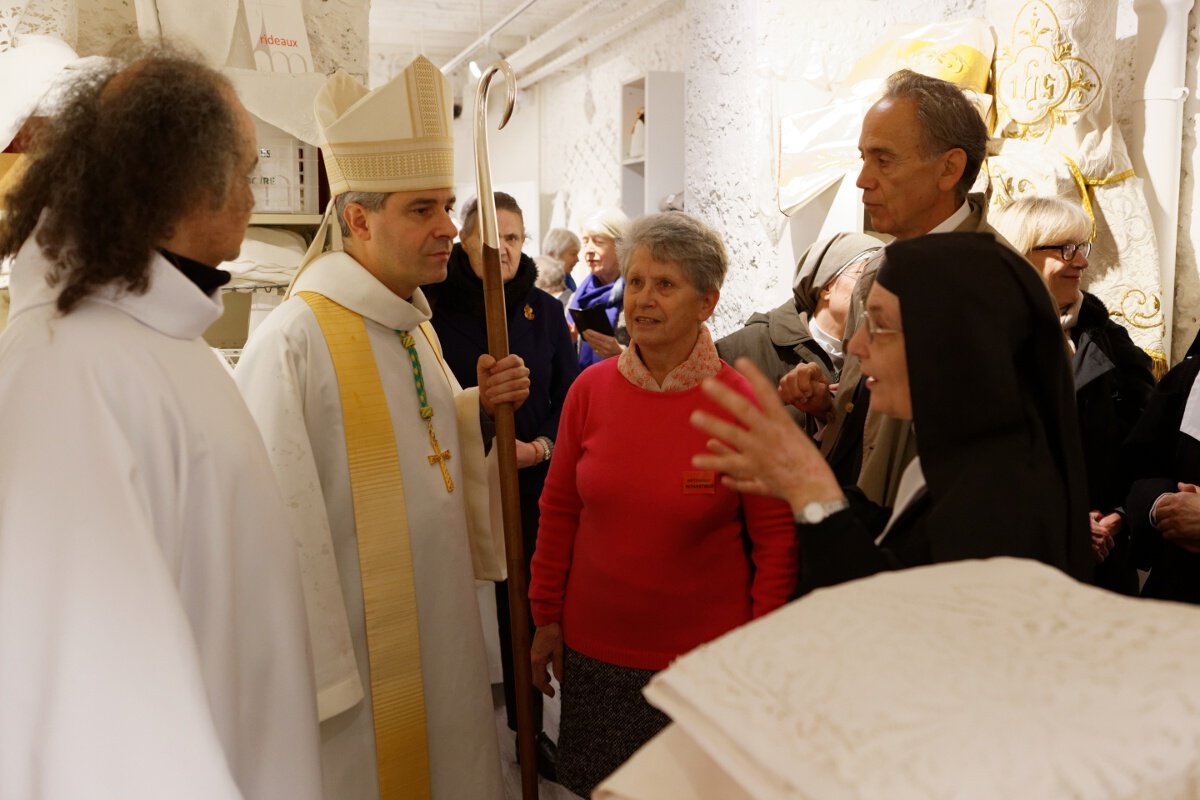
[472,60,517,251]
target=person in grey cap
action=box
[716,232,881,435]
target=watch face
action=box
[802,500,845,523]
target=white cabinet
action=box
[620,71,685,218]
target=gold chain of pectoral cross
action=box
[398,330,454,493]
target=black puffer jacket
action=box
[1069,291,1156,593]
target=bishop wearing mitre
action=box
[235,55,528,800]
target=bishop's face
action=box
[355,188,458,299]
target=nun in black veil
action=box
[692,232,1093,595]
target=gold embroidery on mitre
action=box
[995,0,1102,141]
[332,150,455,183]
[409,57,446,138]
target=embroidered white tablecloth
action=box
[599,559,1200,800]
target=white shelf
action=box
[620,72,684,217]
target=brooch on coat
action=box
[523,304,534,320]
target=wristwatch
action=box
[796,498,850,525]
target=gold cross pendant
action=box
[425,422,454,493]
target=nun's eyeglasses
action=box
[1034,241,1091,261]
[862,309,903,342]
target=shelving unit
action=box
[620,71,685,218]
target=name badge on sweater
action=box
[683,470,716,495]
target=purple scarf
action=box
[572,272,624,368]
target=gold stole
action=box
[298,291,432,800]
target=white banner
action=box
[243,0,313,74]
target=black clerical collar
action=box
[159,249,232,297]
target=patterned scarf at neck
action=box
[619,324,721,392]
[1059,291,1084,354]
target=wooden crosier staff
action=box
[474,60,539,800]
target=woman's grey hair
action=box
[617,211,728,294]
[542,227,580,258]
[882,69,988,201]
[581,207,630,242]
[335,191,389,237]
[534,254,566,292]
[990,195,1091,257]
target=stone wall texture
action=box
[533,0,1200,355]
[11,0,1200,357]
[536,2,688,233]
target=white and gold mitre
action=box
[314,56,454,195]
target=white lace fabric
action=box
[604,559,1200,799]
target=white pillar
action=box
[684,0,787,337]
[1129,0,1193,360]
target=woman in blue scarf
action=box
[570,208,630,369]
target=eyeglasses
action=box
[1034,241,1091,261]
[501,233,529,247]
[862,308,902,342]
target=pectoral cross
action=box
[425,422,454,493]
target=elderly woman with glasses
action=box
[529,212,798,796]
[693,233,1093,595]
[992,196,1155,593]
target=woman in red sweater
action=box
[529,211,799,796]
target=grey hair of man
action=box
[335,191,389,237]
[989,195,1091,258]
[542,227,580,259]
[457,191,524,240]
[617,211,729,295]
[881,69,988,201]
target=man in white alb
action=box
[235,56,527,800]
[0,52,320,799]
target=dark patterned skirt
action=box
[555,646,671,797]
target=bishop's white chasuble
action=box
[235,251,504,800]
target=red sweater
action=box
[529,359,798,670]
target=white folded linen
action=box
[220,226,306,286]
[600,558,1200,800]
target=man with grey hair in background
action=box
[0,50,320,799]
[785,68,1011,512]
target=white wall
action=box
[1176,4,1200,359]
[536,5,688,240]
[531,0,1200,355]
[15,0,1200,357]
[451,78,542,237]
